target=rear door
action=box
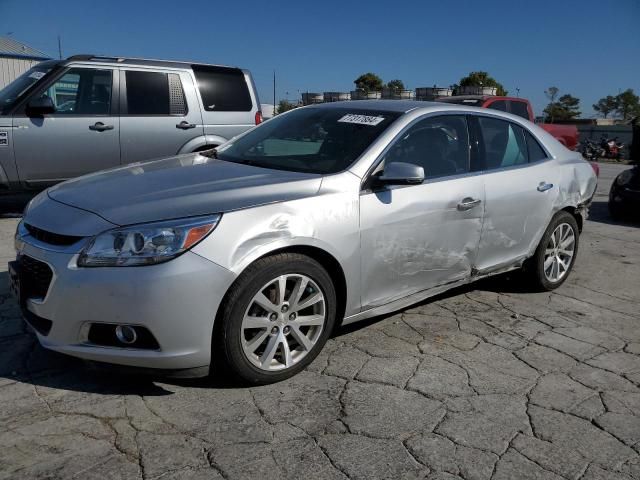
[471,115,556,272]
[12,66,120,186]
[119,68,204,164]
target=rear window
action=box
[525,131,548,162]
[125,71,186,115]
[486,100,508,112]
[510,101,530,120]
[214,108,401,174]
[192,65,252,112]
[126,71,170,115]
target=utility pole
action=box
[273,70,276,114]
[57,35,62,59]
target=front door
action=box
[12,67,120,187]
[359,114,484,310]
[119,69,204,164]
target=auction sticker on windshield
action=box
[338,114,385,126]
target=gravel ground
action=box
[0,162,638,480]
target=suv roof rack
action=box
[66,54,125,62]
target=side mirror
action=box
[26,96,55,116]
[378,162,425,186]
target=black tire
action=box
[214,253,336,385]
[608,198,626,220]
[526,211,580,291]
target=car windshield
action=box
[0,64,54,113]
[214,107,401,174]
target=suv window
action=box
[125,71,187,116]
[510,101,530,120]
[486,100,507,112]
[37,68,112,115]
[525,131,548,162]
[192,65,252,112]
[477,117,528,169]
[381,115,470,179]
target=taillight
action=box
[255,111,263,125]
[590,161,600,177]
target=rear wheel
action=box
[215,253,336,385]
[526,211,579,291]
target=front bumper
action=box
[15,237,236,372]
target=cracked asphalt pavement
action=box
[1,162,639,480]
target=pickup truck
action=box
[436,95,579,150]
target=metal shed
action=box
[0,37,50,90]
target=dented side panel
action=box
[359,174,484,309]
[191,172,363,316]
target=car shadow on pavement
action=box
[587,200,640,227]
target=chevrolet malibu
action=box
[11,101,597,384]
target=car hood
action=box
[47,153,323,226]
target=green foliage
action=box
[354,73,384,93]
[385,79,405,92]
[615,89,640,121]
[458,71,508,96]
[276,100,298,115]
[593,95,619,118]
[543,93,581,122]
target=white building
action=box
[0,37,50,90]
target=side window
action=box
[486,100,507,112]
[39,68,112,115]
[381,115,470,179]
[478,117,528,170]
[125,71,186,116]
[192,65,252,112]
[525,131,548,162]
[510,101,530,120]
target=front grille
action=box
[25,223,82,246]
[20,255,53,300]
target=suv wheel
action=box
[215,253,336,385]
[526,211,579,291]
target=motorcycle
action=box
[582,138,604,160]
[599,135,624,161]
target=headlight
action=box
[78,214,221,267]
[617,169,633,186]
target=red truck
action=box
[436,95,579,150]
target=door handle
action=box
[457,197,482,211]
[89,122,114,132]
[176,121,196,130]
[537,182,554,192]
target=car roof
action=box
[310,100,444,113]
[57,55,244,71]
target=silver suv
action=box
[0,55,261,199]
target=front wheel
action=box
[526,211,579,291]
[215,253,337,385]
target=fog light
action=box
[115,325,137,345]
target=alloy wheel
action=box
[240,274,326,371]
[543,222,575,283]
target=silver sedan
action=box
[11,101,597,384]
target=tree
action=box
[615,89,640,121]
[385,79,405,92]
[276,100,297,115]
[545,87,560,104]
[354,73,383,93]
[458,71,508,96]
[543,93,581,122]
[593,95,619,118]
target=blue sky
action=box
[2,0,638,116]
